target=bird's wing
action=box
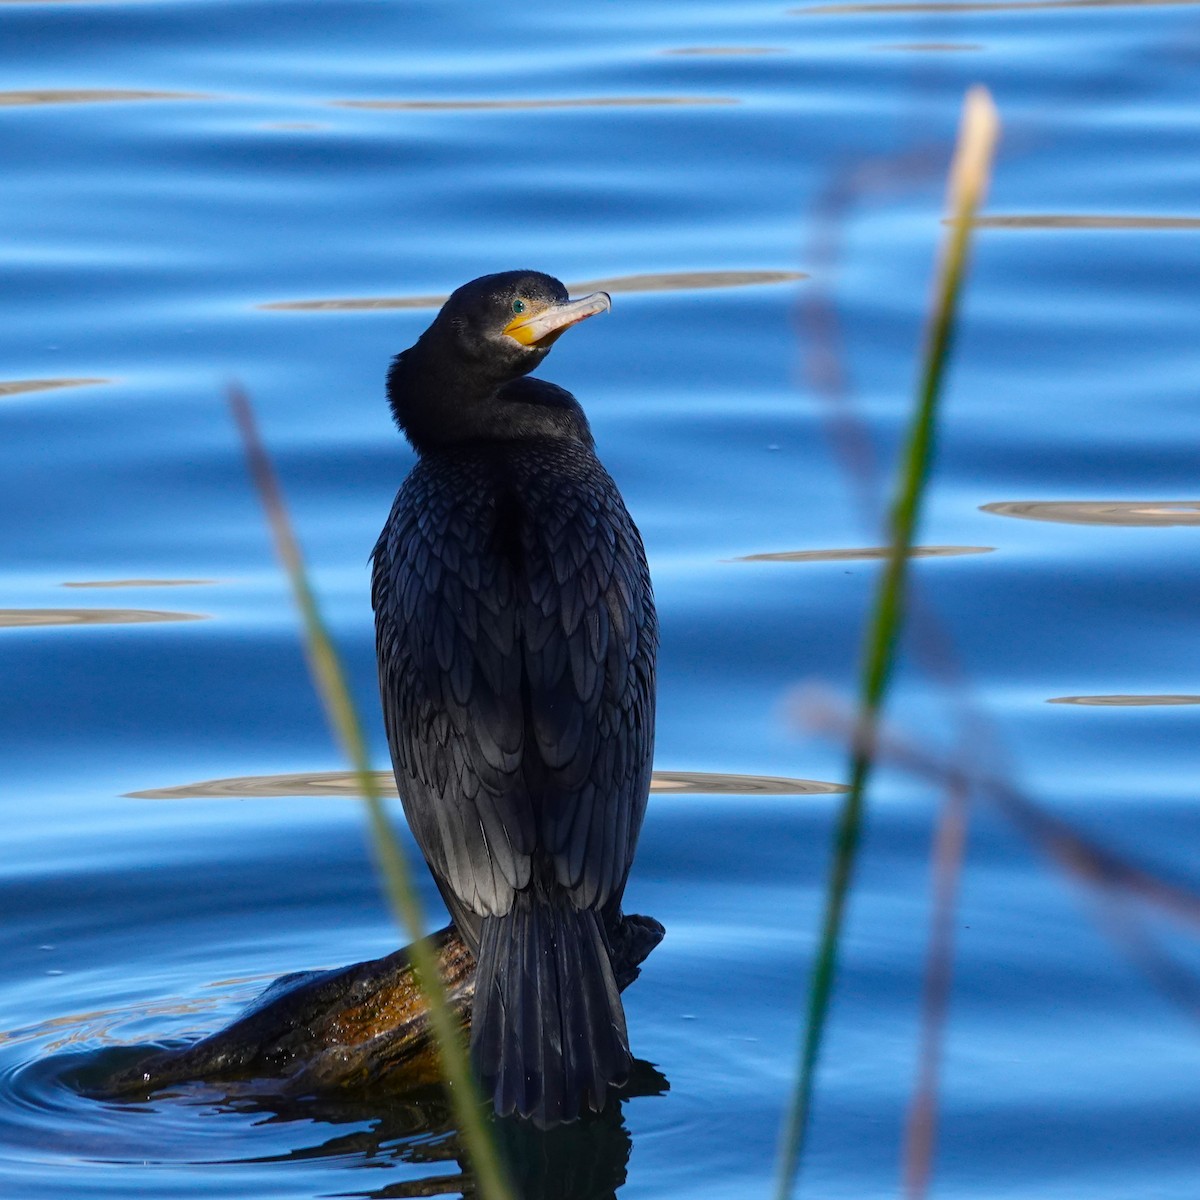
[517,464,657,910]
[373,466,535,919]
[372,450,657,921]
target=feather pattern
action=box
[372,436,656,940]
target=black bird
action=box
[371,271,657,1126]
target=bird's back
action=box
[372,437,657,949]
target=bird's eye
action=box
[511,299,526,315]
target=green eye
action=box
[511,299,526,315]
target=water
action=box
[4,0,1200,1196]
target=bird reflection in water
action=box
[188,1066,666,1199]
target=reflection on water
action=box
[877,42,983,51]
[0,90,202,107]
[662,46,786,55]
[652,770,843,794]
[734,544,993,563]
[0,378,108,398]
[492,1095,665,1200]
[972,214,1200,230]
[260,270,806,312]
[982,500,1200,526]
[264,293,470,312]
[1048,694,1200,706]
[61,579,216,589]
[798,0,1198,13]
[127,769,846,800]
[335,96,736,112]
[0,609,207,628]
[0,994,234,1053]
[5,1040,657,1200]
[571,270,805,294]
[157,1078,649,1200]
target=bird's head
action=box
[387,271,611,450]
[428,270,611,379]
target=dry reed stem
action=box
[904,768,970,1199]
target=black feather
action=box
[472,898,630,1127]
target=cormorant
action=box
[371,271,657,1126]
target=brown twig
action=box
[797,690,1200,934]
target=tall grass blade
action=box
[775,86,1000,1199]
[228,386,514,1200]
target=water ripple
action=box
[260,270,806,312]
[877,42,984,51]
[61,580,217,589]
[661,47,787,55]
[973,214,1200,230]
[1048,695,1200,706]
[126,769,846,800]
[797,0,1200,14]
[0,378,108,398]
[733,545,993,563]
[333,95,737,112]
[0,996,233,1054]
[0,90,204,107]
[982,501,1200,527]
[0,609,208,628]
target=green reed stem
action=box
[775,87,1000,1199]
[229,387,515,1200]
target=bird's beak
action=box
[503,291,612,347]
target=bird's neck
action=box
[387,336,492,444]
[387,340,592,454]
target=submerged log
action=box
[99,913,664,1099]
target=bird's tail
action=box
[471,898,631,1127]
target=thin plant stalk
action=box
[229,386,514,1200]
[775,86,1000,1199]
[798,690,1200,1015]
[903,768,970,1199]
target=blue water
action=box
[4,0,1200,1196]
